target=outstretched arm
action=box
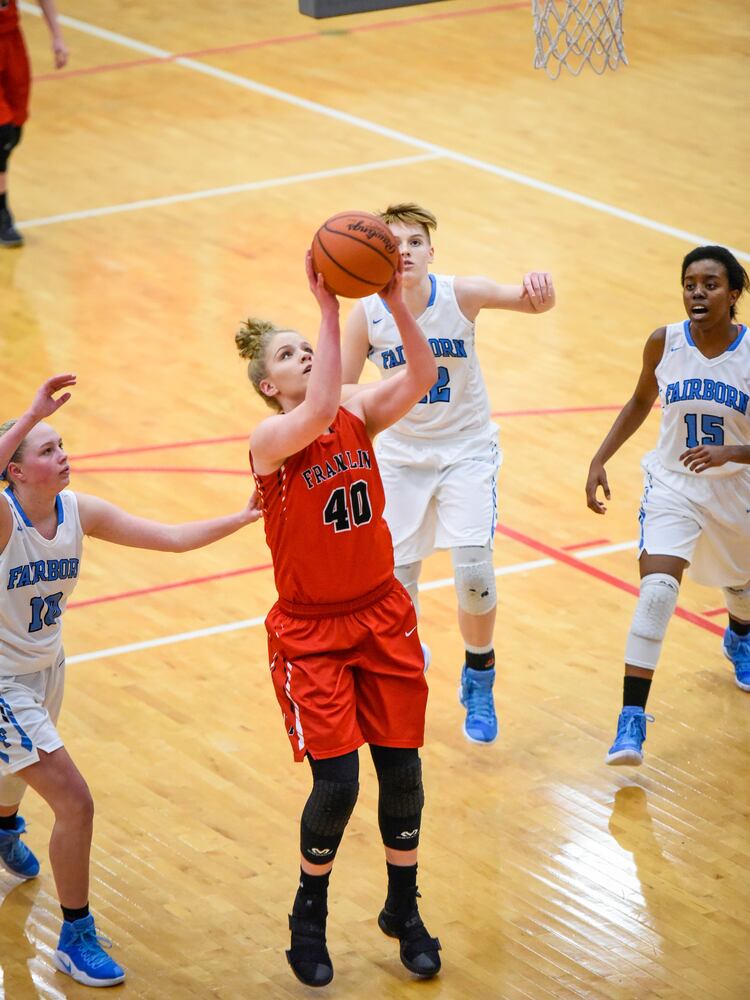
[38,1,68,68]
[76,491,261,551]
[585,329,665,514]
[346,263,437,437]
[455,273,555,321]
[249,252,342,473]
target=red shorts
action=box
[0,29,30,126]
[266,579,428,762]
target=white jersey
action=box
[362,273,491,441]
[0,489,83,676]
[652,320,750,477]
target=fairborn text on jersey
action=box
[301,449,373,489]
[7,559,80,590]
[379,338,468,370]
[663,378,749,414]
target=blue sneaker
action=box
[54,914,126,987]
[0,816,40,879]
[459,666,498,744]
[722,628,750,691]
[421,643,431,673]
[605,706,654,766]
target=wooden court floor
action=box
[1,1,749,997]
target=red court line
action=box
[72,436,246,461]
[561,539,610,551]
[67,561,272,610]
[496,524,724,637]
[69,404,630,463]
[71,466,249,477]
[33,3,526,84]
[703,608,727,617]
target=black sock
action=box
[0,192,6,213]
[61,903,90,923]
[729,616,750,637]
[0,812,18,830]
[465,649,495,671]
[385,861,417,913]
[297,868,330,899]
[623,675,652,710]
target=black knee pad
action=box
[373,750,425,850]
[300,778,359,864]
[0,124,22,172]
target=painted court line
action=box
[66,538,643,663]
[19,4,749,260]
[20,154,440,230]
[33,4,527,83]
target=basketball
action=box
[311,211,400,298]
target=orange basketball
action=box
[311,211,400,299]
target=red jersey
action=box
[0,1,19,36]
[252,406,395,609]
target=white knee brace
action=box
[624,573,680,669]
[451,544,497,616]
[723,582,750,622]
[395,561,422,616]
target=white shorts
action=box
[638,453,750,588]
[0,663,65,804]
[376,425,502,565]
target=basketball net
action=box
[532,0,627,79]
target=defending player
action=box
[586,245,750,765]
[342,203,555,744]
[0,0,68,246]
[240,252,441,987]
[0,374,260,986]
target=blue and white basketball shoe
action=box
[459,666,498,744]
[723,628,750,691]
[54,915,126,987]
[605,706,654,766]
[0,816,40,879]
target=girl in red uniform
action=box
[0,0,68,247]
[238,253,441,987]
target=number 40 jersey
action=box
[251,407,395,608]
[0,489,83,676]
[654,320,750,477]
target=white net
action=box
[532,0,627,79]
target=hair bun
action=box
[235,318,279,360]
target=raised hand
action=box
[586,461,611,514]
[306,250,339,314]
[28,374,77,421]
[379,256,404,309]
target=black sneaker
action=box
[378,890,441,978]
[0,208,23,247]
[286,893,333,988]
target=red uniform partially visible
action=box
[0,0,30,126]
[252,405,428,762]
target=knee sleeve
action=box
[624,573,679,669]
[451,544,496,615]
[0,124,22,172]
[723,583,750,622]
[395,561,422,615]
[371,747,424,850]
[300,751,359,864]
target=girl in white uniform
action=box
[343,203,555,745]
[586,246,750,766]
[0,375,260,987]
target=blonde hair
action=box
[235,318,291,412]
[0,419,23,487]
[377,203,437,243]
